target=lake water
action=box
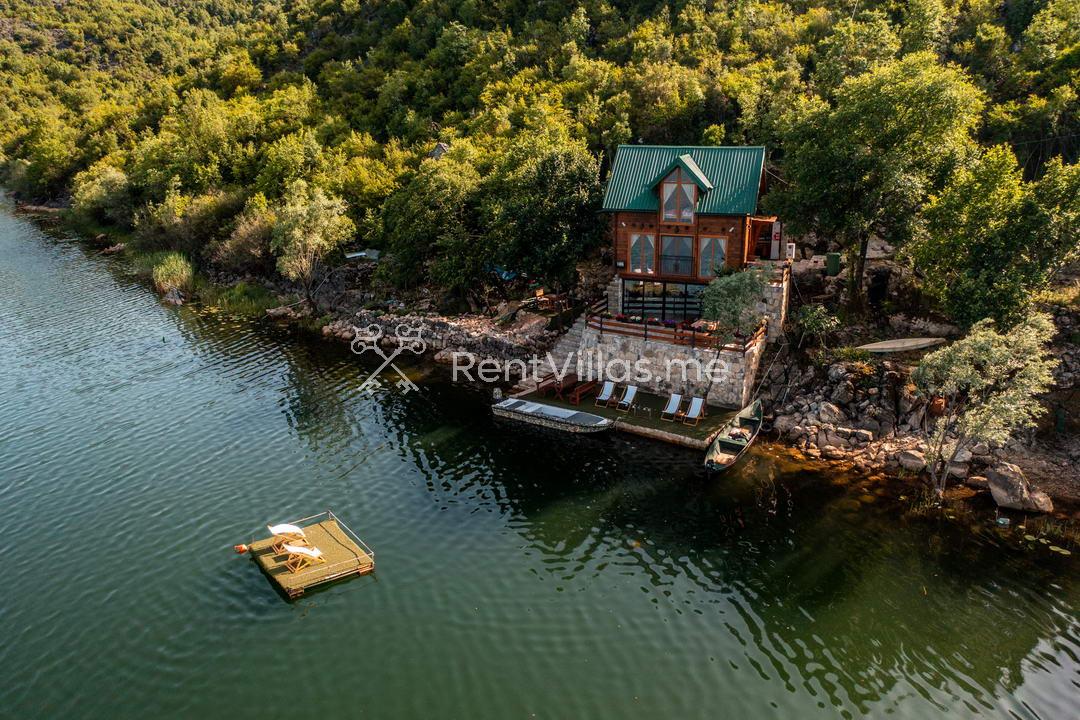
[1,201,1077,719]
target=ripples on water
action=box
[0,203,1077,719]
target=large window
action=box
[622,281,706,322]
[660,235,693,276]
[698,236,727,278]
[627,233,655,274]
[661,169,696,223]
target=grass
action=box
[197,280,280,316]
[1035,279,1080,311]
[150,252,194,294]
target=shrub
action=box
[210,193,276,273]
[796,304,840,348]
[701,269,766,340]
[151,252,194,294]
[135,184,245,257]
[71,163,132,226]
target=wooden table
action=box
[566,380,597,406]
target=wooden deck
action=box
[250,516,374,598]
[517,388,736,450]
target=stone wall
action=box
[576,326,766,408]
[759,267,790,342]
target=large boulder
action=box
[986,463,1054,513]
[818,402,845,425]
[773,415,797,435]
[897,449,927,472]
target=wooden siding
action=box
[611,210,749,282]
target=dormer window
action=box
[661,168,696,224]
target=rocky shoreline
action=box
[759,344,1079,512]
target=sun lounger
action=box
[681,397,706,426]
[660,393,683,421]
[268,523,308,554]
[283,543,325,573]
[616,385,638,412]
[594,381,615,407]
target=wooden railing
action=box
[586,311,766,352]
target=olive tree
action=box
[912,313,1058,495]
[701,269,766,341]
[271,180,354,305]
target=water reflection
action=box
[1,204,1077,720]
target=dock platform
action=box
[250,511,374,598]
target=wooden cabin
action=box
[601,145,782,321]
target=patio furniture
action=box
[615,385,638,412]
[660,393,683,422]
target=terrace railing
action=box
[587,306,766,352]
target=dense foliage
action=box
[1,0,1077,314]
[913,312,1058,493]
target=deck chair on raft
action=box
[283,544,325,573]
[268,523,309,554]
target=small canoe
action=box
[856,337,945,353]
[493,398,613,434]
[704,399,763,472]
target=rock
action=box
[266,305,299,320]
[986,463,1054,513]
[827,364,848,383]
[947,463,969,479]
[897,449,926,472]
[822,447,848,460]
[101,243,126,254]
[965,475,989,490]
[818,402,845,425]
[972,442,989,456]
[830,381,855,405]
[952,447,973,464]
[773,415,797,435]
[850,428,874,443]
[162,287,184,306]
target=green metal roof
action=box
[602,145,766,215]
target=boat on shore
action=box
[492,397,613,433]
[704,399,763,472]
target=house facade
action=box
[601,145,782,321]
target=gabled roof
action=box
[602,145,766,215]
[653,153,713,191]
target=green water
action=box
[1,202,1077,719]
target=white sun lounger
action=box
[616,385,638,412]
[283,543,325,573]
[594,381,615,407]
[660,393,683,421]
[268,523,307,553]
[682,397,706,426]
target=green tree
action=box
[912,146,1080,326]
[271,180,355,304]
[913,313,1058,495]
[378,153,483,297]
[813,12,900,94]
[701,269,766,341]
[768,53,984,309]
[483,135,602,292]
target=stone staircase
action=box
[511,312,590,395]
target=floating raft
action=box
[493,398,613,433]
[856,337,946,353]
[249,511,374,598]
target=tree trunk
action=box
[847,235,869,311]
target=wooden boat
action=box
[704,399,763,472]
[493,397,613,433]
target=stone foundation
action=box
[576,326,767,408]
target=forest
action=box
[0,0,1077,323]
